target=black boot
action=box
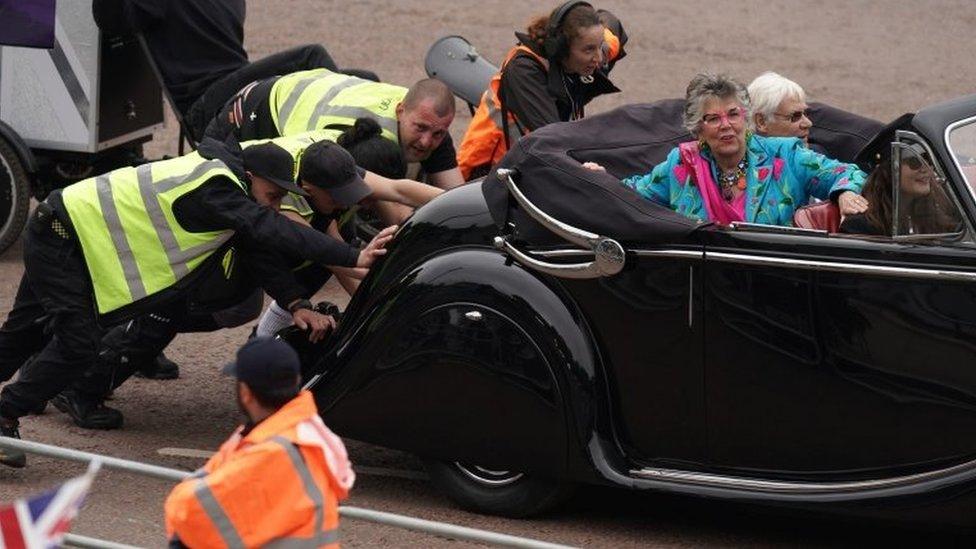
[51,390,123,430]
[134,352,180,380]
[0,416,27,468]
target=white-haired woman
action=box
[586,73,869,226]
[748,71,812,145]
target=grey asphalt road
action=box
[3,1,976,546]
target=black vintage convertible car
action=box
[303,94,976,526]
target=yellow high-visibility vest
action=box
[269,68,405,141]
[61,154,242,315]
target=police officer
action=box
[164,337,352,548]
[205,68,464,190]
[0,138,394,467]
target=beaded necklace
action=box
[718,157,748,200]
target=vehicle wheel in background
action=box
[423,459,575,518]
[0,137,31,255]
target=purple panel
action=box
[0,0,57,49]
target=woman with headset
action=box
[456,1,628,180]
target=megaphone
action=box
[424,36,499,109]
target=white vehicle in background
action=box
[0,0,164,253]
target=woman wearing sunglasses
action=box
[584,73,869,226]
[841,141,961,236]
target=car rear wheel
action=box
[0,137,30,255]
[423,459,574,518]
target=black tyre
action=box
[423,459,575,518]
[0,137,30,255]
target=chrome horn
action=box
[492,168,626,279]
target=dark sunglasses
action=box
[774,108,812,124]
[902,153,933,170]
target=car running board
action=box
[493,168,626,279]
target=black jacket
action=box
[499,9,627,133]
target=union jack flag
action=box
[0,462,100,549]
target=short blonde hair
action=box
[747,72,806,120]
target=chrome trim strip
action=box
[635,249,706,260]
[531,249,704,260]
[630,455,976,494]
[707,251,976,282]
[494,237,607,279]
[945,115,976,210]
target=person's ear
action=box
[238,381,254,405]
[395,102,404,118]
[754,113,768,133]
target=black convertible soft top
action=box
[483,99,882,245]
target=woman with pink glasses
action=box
[586,73,869,226]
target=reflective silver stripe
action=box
[269,436,332,545]
[139,160,235,278]
[484,89,522,145]
[304,77,371,132]
[278,76,326,132]
[193,479,245,549]
[265,530,339,548]
[155,159,231,194]
[316,104,398,135]
[137,164,188,280]
[96,175,147,301]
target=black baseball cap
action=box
[298,141,372,207]
[242,142,309,197]
[222,337,301,392]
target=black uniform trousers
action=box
[0,208,106,419]
[184,44,338,142]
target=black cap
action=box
[242,142,309,197]
[222,337,301,392]
[854,113,916,172]
[298,141,372,207]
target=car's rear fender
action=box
[312,246,606,481]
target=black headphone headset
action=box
[541,1,593,60]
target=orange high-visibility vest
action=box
[457,28,621,180]
[164,391,355,548]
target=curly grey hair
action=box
[682,73,752,137]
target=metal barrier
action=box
[0,437,574,549]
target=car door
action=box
[701,136,976,480]
[558,245,706,467]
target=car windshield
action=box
[948,118,976,194]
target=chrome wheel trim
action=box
[453,462,525,487]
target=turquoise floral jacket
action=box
[622,135,867,225]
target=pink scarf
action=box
[678,142,745,225]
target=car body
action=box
[306,95,976,526]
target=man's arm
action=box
[325,221,363,294]
[426,168,465,189]
[182,178,361,268]
[364,171,444,206]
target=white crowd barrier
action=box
[0,436,575,549]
